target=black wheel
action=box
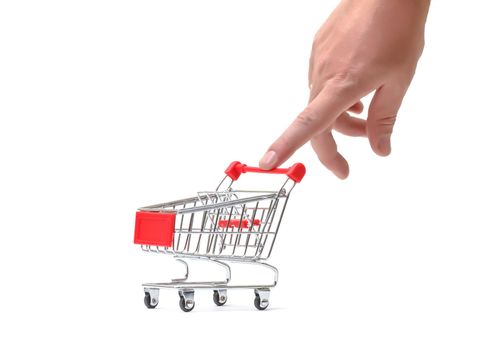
[179,296,195,312]
[254,294,268,311]
[213,290,227,306]
[144,292,157,309]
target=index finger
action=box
[259,81,362,169]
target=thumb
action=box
[367,82,409,156]
[259,82,360,169]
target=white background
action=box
[1,0,494,349]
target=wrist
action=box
[340,0,430,25]
[341,0,430,17]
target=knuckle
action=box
[312,31,323,48]
[311,38,318,52]
[329,70,360,91]
[380,115,397,126]
[314,61,327,77]
[372,115,397,133]
[295,107,319,128]
[313,68,362,96]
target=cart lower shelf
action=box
[141,257,278,312]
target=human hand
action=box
[259,0,430,178]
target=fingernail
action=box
[260,150,278,169]
[378,135,391,156]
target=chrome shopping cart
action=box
[134,161,305,311]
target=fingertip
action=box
[334,170,349,180]
[259,150,279,170]
[333,153,350,179]
[338,168,350,179]
[318,153,349,179]
[370,135,392,157]
[348,101,364,114]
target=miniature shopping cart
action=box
[134,161,305,311]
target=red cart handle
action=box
[225,161,306,183]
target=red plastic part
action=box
[218,219,260,229]
[134,211,176,247]
[225,161,306,183]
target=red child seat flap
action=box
[134,211,176,247]
[218,219,260,229]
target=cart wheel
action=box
[213,290,227,306]
[178,289,195,312]
[254,295,268,310]
[179,296,195,312]
[254,289,270,311]
[144,292,158,309]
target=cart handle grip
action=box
[225,161,306,183]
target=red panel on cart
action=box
[134,211,176,247]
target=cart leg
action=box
[178,289,195,312]
[231,260,278,288]
[254,288,270,311]
[168,256,231,285]
[171,258,189,282]
[213,289,228,306]
[144,288,160,309]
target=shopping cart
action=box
[134,161,305,311]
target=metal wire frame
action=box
[138,175,296,262]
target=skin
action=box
[259,0,430,178]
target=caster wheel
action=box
[254,295,268,310]
[213,290,227,306]
[144,292,158,309]
[254,289,270,311]
[179,296,195,312]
